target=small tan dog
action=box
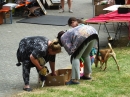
[94,43,120,71]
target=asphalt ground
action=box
[0,0,128,97]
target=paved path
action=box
[0,0,126,97]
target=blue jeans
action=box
[91,57,95,65]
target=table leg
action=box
[98,23,101,34]
[114,22,128,40]
[114,23,122,40]
[3,12,6,23]
[127,22,130,46]
[10,10,12,24]
[3,10,12,24]
[104,23,111,37]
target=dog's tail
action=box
[108,43,120,71]
[108,43,113,51]
[108,43,116,56]
[108,42,116,59]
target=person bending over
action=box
[16,36,61,91]
[68,17,97,65]
[57,24,99,85]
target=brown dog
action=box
[94,43,120,71]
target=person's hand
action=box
[39,67,47,76]
[51,72,57,76]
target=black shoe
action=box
[80,75,91,80]
[16,62,21,66]
[23,88,33,92]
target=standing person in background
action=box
[59,0,73,13]
[16,36,61,91]
[57,25,99,85]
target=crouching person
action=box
[57,24,99,85]
[16,36,61,91]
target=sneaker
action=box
[80,75,91,80]
[66,80,80,85]
[69,10,73,13]
[59,9,64,13]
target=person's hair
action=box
[57,31,65,46]
[49,39,61,53]
[68,17,85,26]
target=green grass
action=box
[13,47,130,97]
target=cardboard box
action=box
[45,69,72,86]
[95,4,108,16]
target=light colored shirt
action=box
[61,25,98,55]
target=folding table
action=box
[86,10,130,46]
[2,3,18,24]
